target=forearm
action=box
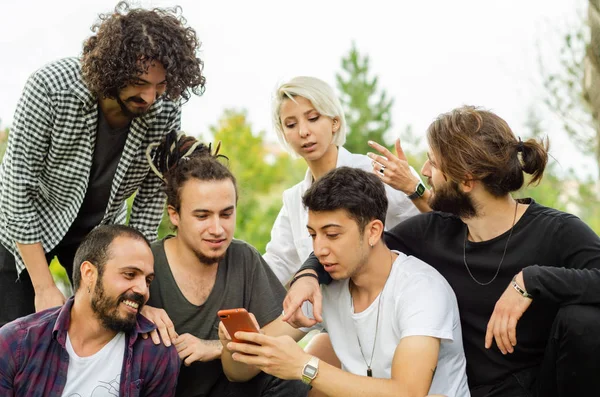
[410,189,432,213]
[221,343,261,382]
[298,253,332,285]
[15,242,53,290]
[311,362,413,397]
[202,339,223,361]
[523,266,600,304]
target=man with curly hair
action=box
[0,1,205,327]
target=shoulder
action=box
[520,199,592,235]
[135,336,179,372]
[389,210,461,237]
[226,239,265,263]
[29,57,83,93]
[0,308,58,348]
[390,253,456,306]
[338,148,372,169]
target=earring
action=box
[87,285,91,294]
[369,242,374,248]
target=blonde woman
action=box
[264,76,427,284]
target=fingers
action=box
[150,329,161,345]
[395,138,407,161]
[368,140,393,159]
[249,312,260,331]
[311,290,323,323]
[485,316,494,350]
[219,321,231,341]
[508,316,518,347]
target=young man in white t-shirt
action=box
[220,167,470,397]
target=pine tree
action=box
[336,42,394,154]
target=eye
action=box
[196,214,208,220]
[308,233,316,240]
[221,212,233,218]
[146,277,153,286]
[308,115,320,122]
[285,122,296,129]
[326,234,339,239]
[124,272,135,279]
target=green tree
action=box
[206,109,305,252]
[539,3,599,179]
[336,42,394,154]
[0,125,8,162]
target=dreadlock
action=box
[146,130,225,181]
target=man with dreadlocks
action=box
[0,1,205,326]
[138,134,308,397]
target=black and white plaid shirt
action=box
[0,58,181,274]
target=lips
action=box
[301,142,317,152]
[204,239,226,249]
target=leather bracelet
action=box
[290,272,319,287]
[512,276,533,299]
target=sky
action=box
[0,0,596,179]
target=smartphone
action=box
[217,308,260,343]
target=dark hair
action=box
[164,155,238,215]
[147,130,224,181]
[72,225,150,292]
[427,106,549,197]
[302,167,388,232]
[81,1,205,102]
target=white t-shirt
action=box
[61,331,126,397]
[304,252,470,397]
[263,146,421,284]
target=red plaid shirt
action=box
[0,297,179,396]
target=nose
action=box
[298,120,310,138]
[140,86,157,105]
[131,276,149,299]
[421,160,431,177]
[208,216,224,236]
[313,235,330,260]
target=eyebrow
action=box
[306,224,342,231]
[192,205,235,214]
[120,266,155,278]
[135,77,167,85]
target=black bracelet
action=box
[290,272,319,287]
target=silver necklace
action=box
[462,201,519,286]
[350,250,393,377]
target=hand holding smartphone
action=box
[217,308,260,343]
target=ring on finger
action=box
[378,165,385,176]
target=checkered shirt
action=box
[0,57,181,274]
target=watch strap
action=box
[407,181,426,200]
[301,356,320,384]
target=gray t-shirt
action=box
[147,237,286,397]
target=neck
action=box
[98,97,132,129]
[307,145,339,181]
[68,294,118,355]
[350,244,396,303]
[166,236,219,275]
[462,194,522,242]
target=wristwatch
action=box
[407,181,426,200]
[301,356,320,385]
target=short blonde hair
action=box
[272,76,347,156]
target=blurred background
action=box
[1,0,598,292]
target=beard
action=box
[194,249,227,267]
[429,180,478,218]
[116,95,150,119]
[90,277,145,333]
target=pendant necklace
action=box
[350,250,393,377]
[463,201,519,286]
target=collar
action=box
[52,296,157,347]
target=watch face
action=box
[304,365,317,377]
[416,182,426,196]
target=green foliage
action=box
[0,126,8,162]
[207,109,305,252]
[539,9,599,178]
[336,42,394,154]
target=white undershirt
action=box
[61,331,126,397]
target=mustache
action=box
[126,96,148,105]
[119,291,145,307]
